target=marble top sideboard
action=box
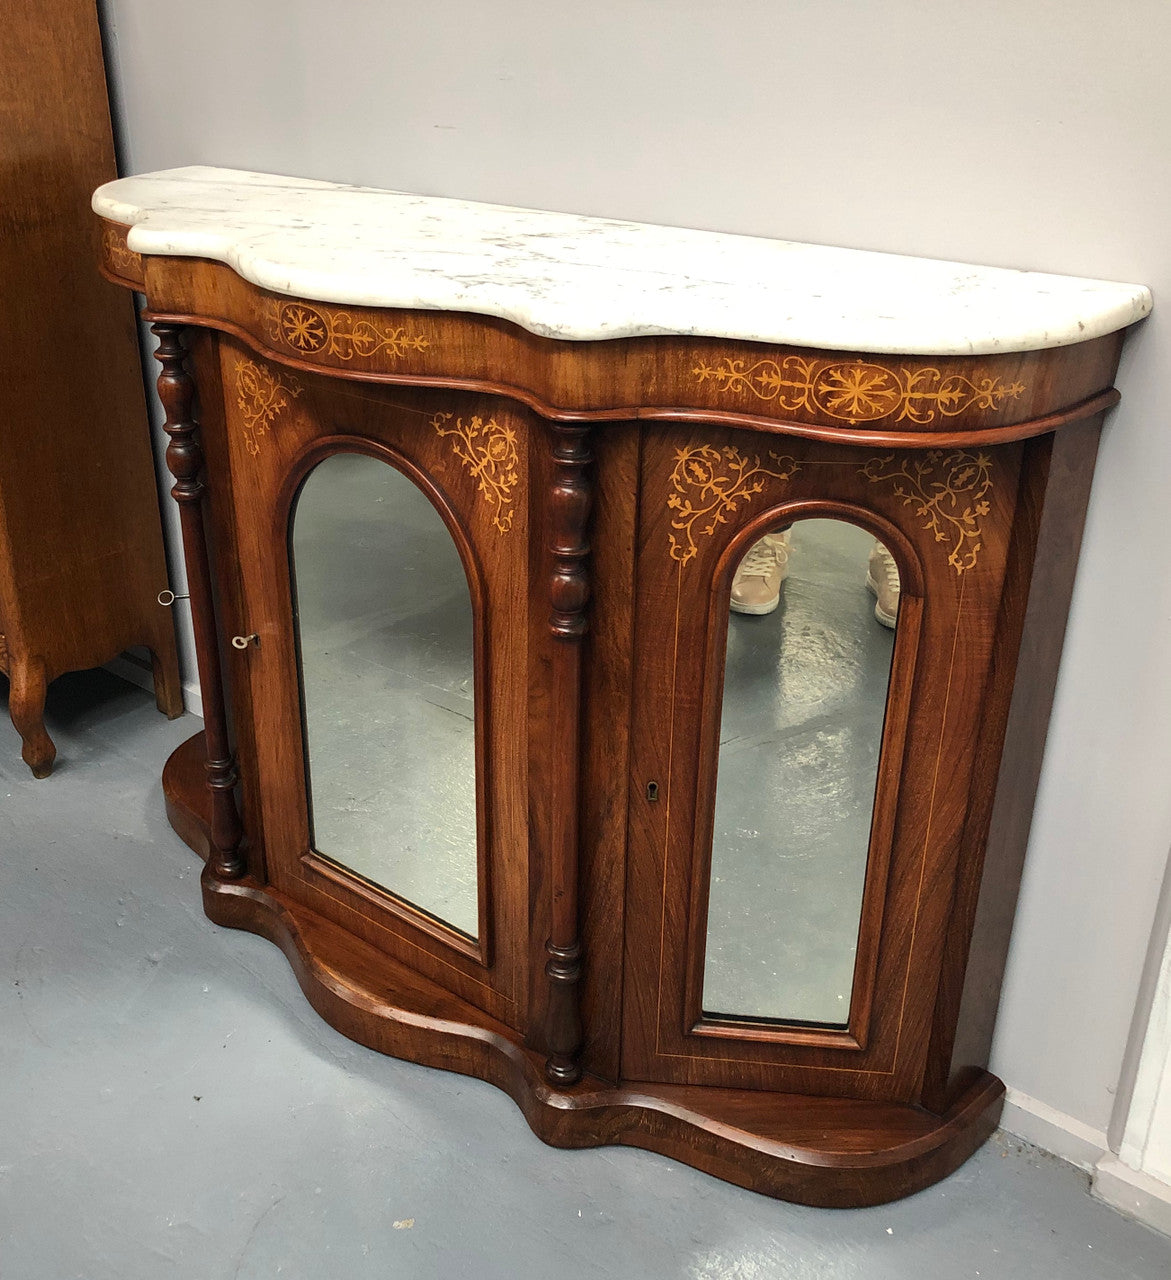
[91,163,1151,1209]
[93,166,1151,356]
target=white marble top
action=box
[94,166,1151,356]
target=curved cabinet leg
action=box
[9,655,55,778]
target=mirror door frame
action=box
[688,502,922,1048]
[213,334,533,1028]
[286,441,490,961]
[620,424,1021,1101]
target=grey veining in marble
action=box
[93,166,1151,355]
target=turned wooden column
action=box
[152,324,245,880]
[544,421,593,1086]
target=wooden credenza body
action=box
[95,170,1148,1206]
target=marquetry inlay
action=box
[693,356,1026,426]
[262,299,429,364]
[101,225,141,277]
[861,450,993,574]
[234,358,303,455]
[667,444,799,565]
[430,412,520,533]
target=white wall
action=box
[98,0,1171,1147]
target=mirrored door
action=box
[291,452,481,940]
[619,426,954,1097]
[702,519,897,1029]
[217,346,531,1023]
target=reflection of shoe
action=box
[730,532,791,615]
[866,542,900,629]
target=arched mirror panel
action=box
[702,517,899,1028]
[290,451,480,940]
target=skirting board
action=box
[1093,1157,1171,1239]
[1000,1087,1110,1171]
[1001,1089,1171,1237]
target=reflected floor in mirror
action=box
[704,519,896,1026]
[293,453,478,938]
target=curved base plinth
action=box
[165,731,1005,1208]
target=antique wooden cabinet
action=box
[94,167,1149,1206]
[0,1,181,776]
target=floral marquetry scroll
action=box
[234,358,303,455]
[262,299,429,364]
[431,412,520,533]
[693,356,1026,426]
[100,225,142,281]
[667,444,800,564]
[861,450,993,574]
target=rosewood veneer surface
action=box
[94,167,1150,1206]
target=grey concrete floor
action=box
[4,671,1171,1279]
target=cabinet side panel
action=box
[924,417,1103,1110]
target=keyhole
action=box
[646,781,660,802]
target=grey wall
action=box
[98,0,1171,1140]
